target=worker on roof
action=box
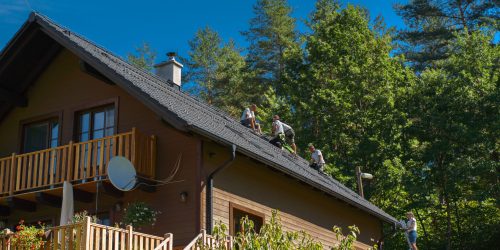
[308,143,325,171]
[269,115,297,154]
[240,104,262,134]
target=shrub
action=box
[122,202,160,228]
[205,210,362,250]
[9,220,47,250]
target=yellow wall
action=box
[202,141,382,249]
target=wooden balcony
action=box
[0,128,156,198]
[0,217,173,250]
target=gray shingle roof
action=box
[26,13,397,224]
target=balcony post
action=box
[8,153,15,196]
[131,127,137,168]
[67,141,74,182]
[83,216,91,250]
[201,229,206,245]
[164,233,173,250]
[227,236,233,249]
[126,225,133,250]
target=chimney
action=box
[154,52,183,87]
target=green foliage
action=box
[203,210,362,250]
[243,0,300,95]
[291,1,414,197]
[185,27,257,117]
[71,210,97,224]
[395,0,499,70]
[241,0,303,127]
[332,226,360,250]
[8,220,47,249]
[127,42,157,71]
[396,29,500,250]
[122,202,160,228]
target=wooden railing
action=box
[153,233,173,250]
[0,128,156,197]
[0,217,173,250]
[183,230,233,250]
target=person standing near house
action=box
[240,104,262,134]
[405,211,418,250]
[269,115,297,154]
[308,143,325,171]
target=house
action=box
[0,13,398,249]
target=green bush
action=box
[8,220,47,250]
[122,202,160,228]
[206,210,363,250]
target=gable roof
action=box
[0,13,398,225]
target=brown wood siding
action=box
[0,49,200,246]
[201,141,381,249]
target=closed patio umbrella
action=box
[59,181,74,225]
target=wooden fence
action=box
[0,217,172,250]
[0,128,156,197]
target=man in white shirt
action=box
[308,143,325,171]
[269,115,297,154]
[240,104,261,134]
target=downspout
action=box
[206,144,237,234]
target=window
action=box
[77,105,115,141]
[230,203,264,235]
[22,119,59,153]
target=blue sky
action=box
[0,0,407,62]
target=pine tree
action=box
[185,27,221,105]
[185,27,256,117]
[127,42,157,71]
[395,0,499,70]
[242,0,300,97]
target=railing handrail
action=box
[0,132,134,161]
[183,232,203,250]
[88,222,127,232]
[132,231,166,240]
[154,233,174,250]
[0,127,156,197]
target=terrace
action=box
[0,128,156,213]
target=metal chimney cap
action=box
[167,52,176,57]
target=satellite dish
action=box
[107,156,137,191]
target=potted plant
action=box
[122,202,160,228]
